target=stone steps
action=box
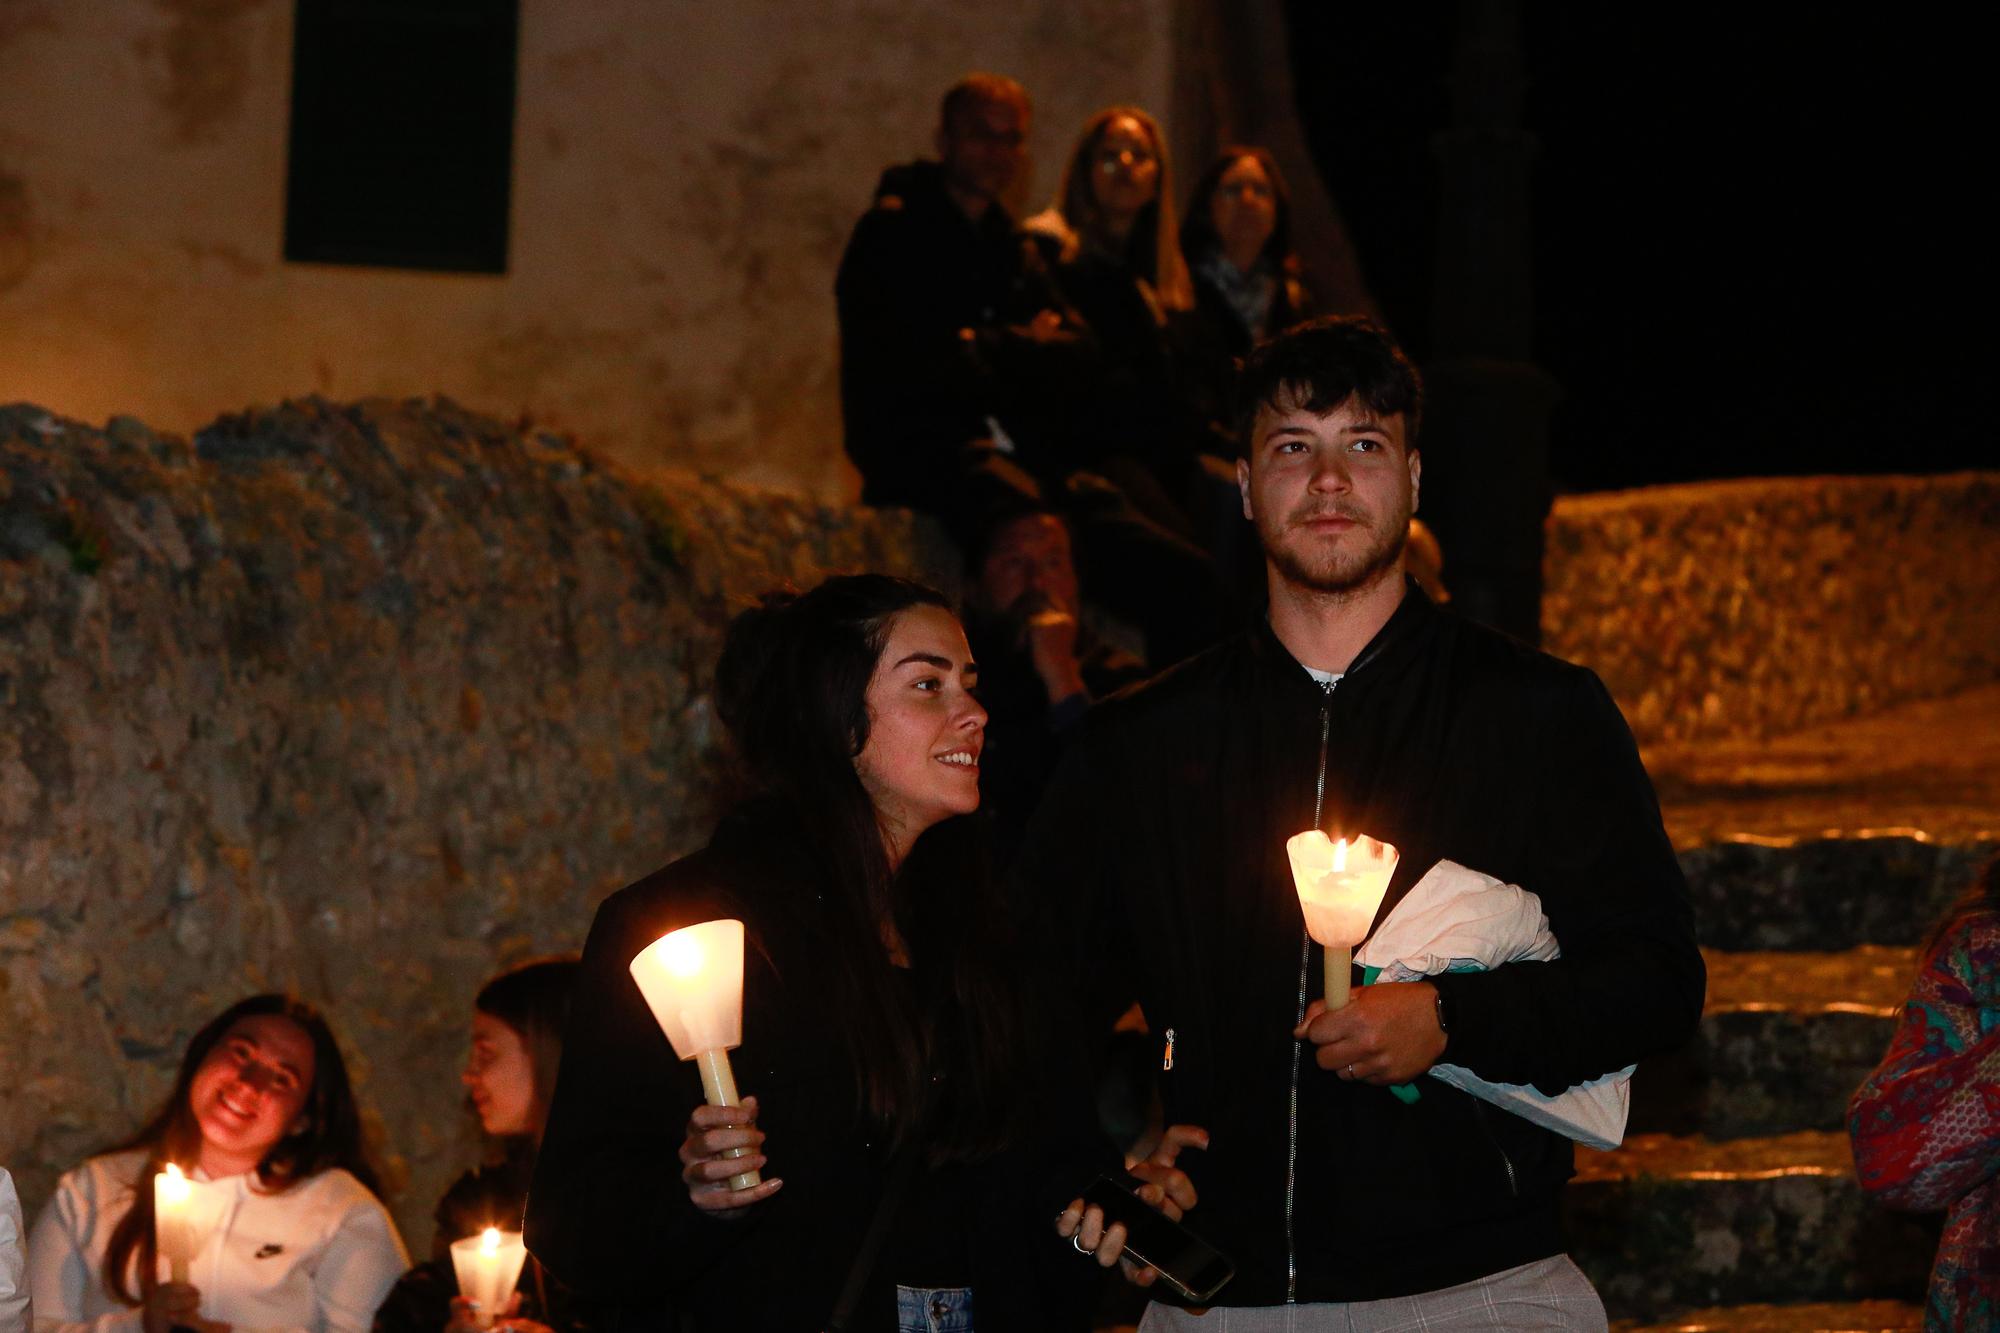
[1613,1299,1922,1331]
[1565,1132,1938,1321]
[1629,947,1914,1139]
[1679,834,1995,952]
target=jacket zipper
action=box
[1286,674,1339,1302]
[1469,1099,1521,1196]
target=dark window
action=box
[284,0,518,274]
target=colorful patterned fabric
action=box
[1849,910,2000,1331]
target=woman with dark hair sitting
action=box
[28,995,406,1333]
[1851,854,2000,1329]
[372,958,590,1333]
[1177,146,1315,446]
[526,574,1112,1331]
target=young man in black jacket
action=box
[1032,317,1704,1328]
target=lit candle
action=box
[153,1163,194,1285]
[629,918,761,1190]
[1286,830,1400,1009]
[449,1227,528,1330]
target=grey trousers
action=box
[1137,1255,1608,1332]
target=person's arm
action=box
[309,1196,407,1333]
[1849,918,2000,1211]
[1424,669,1707,1093]
[26,1168,144,1333]
[525,885,773,1310]
[3,1169,30,1333]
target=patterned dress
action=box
[1850,910,2000,1330]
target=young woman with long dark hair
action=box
[28,995,406,1333]
[526,574,1105,1331]
[372,958,589,1333]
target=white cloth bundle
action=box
[1355,858,1633,1150]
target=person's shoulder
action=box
[592,813,784,938]
[1426,605,1616,711]
[54,1151,144,1206]
[289,1167,389,1216]
[1082,631,1258,737]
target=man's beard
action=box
[1262,505,1409,597]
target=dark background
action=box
[1288,7,1991,492]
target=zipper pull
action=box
[1162,1027,1176,1071]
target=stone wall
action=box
[0,0,1178,500]
[1543,472,2000,744]
[0,398,950,1244]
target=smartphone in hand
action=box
[1080,1175,1235,1304]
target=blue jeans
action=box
[896,1284,974,1332]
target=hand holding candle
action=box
[630,919,762,1191]
[449,1227,528,1330]
[1286,831,1399,1009]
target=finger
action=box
[1119,1257,1160,1287]
[690,1125,766,1156]
[1149,1123,1211,1168]
[1095,1221,1128,1268]
[688,1098,759,1128]
[689,1176,783,1211]
[1078,1204,1106,1252]
[687,1152,769,1185]
[1054,1201,1084,1239]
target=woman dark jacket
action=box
[525,805,1104,1331]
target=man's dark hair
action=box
[1232,315,1423,455]
[939,73,1028,133]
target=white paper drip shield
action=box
[629,918,745,1059]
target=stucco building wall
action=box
[0,0,1177,501]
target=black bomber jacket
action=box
[1015,585,1706,1305]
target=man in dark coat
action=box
[1033,317,1704,1328]
[835,74,1086,520]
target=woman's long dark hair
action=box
[714,574,1025,1162]
[99,994,383,1305]
[475,955,580,1146]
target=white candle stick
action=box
[630,918,762,1190]
[449,1227,528,1329]
[153,1163,194,1285]
[1286,830,1400,1010]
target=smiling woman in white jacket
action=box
[28,996,408,1333]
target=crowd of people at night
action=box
[0,70,1988,1333]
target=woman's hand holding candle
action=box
[1294,982,1446,1085]
[140,1282,226,1333]
[679,1096,783,1213]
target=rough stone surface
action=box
[0,397,952,1244]
[1679,835,1998,952]
[1565,1132,1939,1321]
[1629,948,1913,1141]
[1544,473,2000,745]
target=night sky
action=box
[1288,7,1991,492]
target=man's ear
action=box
[1408,449,1421,514]
[1237,457,1254,521]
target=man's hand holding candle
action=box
[1295,982,1447,1085]
[679,1096,782,1213]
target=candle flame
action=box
[1333,837,1348,872]
[480,1227,501,1255]
[158,1162,190,1204]
[661,932,704,977]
